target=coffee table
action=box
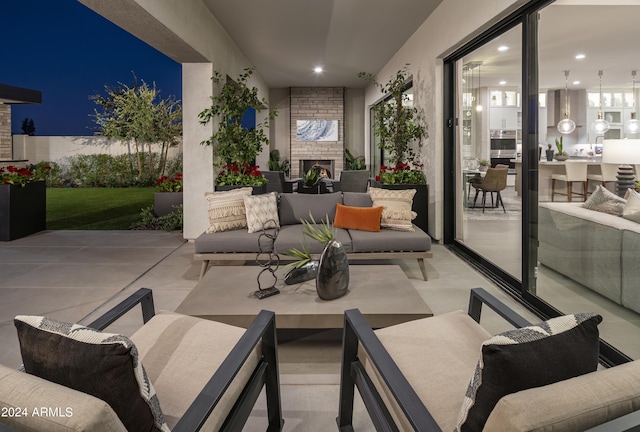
[175,264,432,329]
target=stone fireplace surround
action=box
[290,87,344,179]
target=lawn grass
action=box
[47,187,155,230]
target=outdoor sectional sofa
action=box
[194,191,433,280]
[538,202,640,314]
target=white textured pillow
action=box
[244,192,280,233]
[623,189,640,223]
[368,187,417,232]
[205,187,253,233]
[583,185,625,216]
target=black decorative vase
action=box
[545,149,554,162]
[284,261,319,285]
[316,239,349,300]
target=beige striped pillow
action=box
[368,187,417,232]
[205,187,253,233]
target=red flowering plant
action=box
[216,163,267,186]
[375,161,426,185]
[0,163,52,187]
[156,173,183,192]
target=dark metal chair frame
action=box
[336,287,640,432]
[0,288,284,432]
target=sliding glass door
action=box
[445,0,640,363]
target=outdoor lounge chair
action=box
[337,287,640,431]
[0,288,284,432]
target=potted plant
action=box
[198,67,278,194]
[359,65,429,233]
[478,159,490,172]
[555,137,569,161]
[297,167,326,194]
[0,163,51,241]
[154,172,183,217]
[358,65,427,182]
[344,148,366,170]
[268,149,290,176]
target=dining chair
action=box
[471,167,508,212]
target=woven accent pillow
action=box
[623,188,640,223]
[244,192,280,233]
[14,315,169,432]
[368,187,417,232]
[455,313,602,432]
[333,203,383,232]
[584,185,626,216]
[205,187,253,233]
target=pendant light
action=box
[625,70,640,134]
[591,70,610,135]
[557,70,576,134]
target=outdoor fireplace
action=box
[300,160,335,179]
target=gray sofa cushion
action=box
[343,192,373,207]
[274,224,353,254]
[349,225,431,252]
[278,192,342,225]
[195,230,262,254]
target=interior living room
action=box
[4,0,640,431]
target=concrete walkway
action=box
[0,229,537,431]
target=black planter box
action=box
[154,192,183,217]
[370,181,429,234]
[215,184,267,195]
[0,181,46,241]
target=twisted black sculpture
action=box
[253,219,281,299]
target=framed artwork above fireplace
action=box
[296,120,338,142]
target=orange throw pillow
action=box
[333,203,383,232]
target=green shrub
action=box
[48,153,182,188]
[130,205,183,231]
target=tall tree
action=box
[21,118,36,136]
[91,77,181,178]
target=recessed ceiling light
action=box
[573,80,580,85]
[314,66,323,73]
[575,54,586,60]
[499,80,507,85]
[498,46,509,52]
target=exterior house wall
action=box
[362,0,523,240]
[0,104,11,159]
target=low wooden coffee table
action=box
[175,264,432,329]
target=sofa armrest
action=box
[88,287,155,330]
[337,287,532,432]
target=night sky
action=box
[1,0,182,136]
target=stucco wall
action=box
[363,0,524,240]
[11,135,182,163]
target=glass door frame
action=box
[442,0,629,366]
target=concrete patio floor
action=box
[0,229,538,431]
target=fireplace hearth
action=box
[300,160,335,179]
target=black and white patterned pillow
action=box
[455,313,602,432]
[15,315,169,432]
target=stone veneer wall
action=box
[0,104,11,159]
[290,87,344,179]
